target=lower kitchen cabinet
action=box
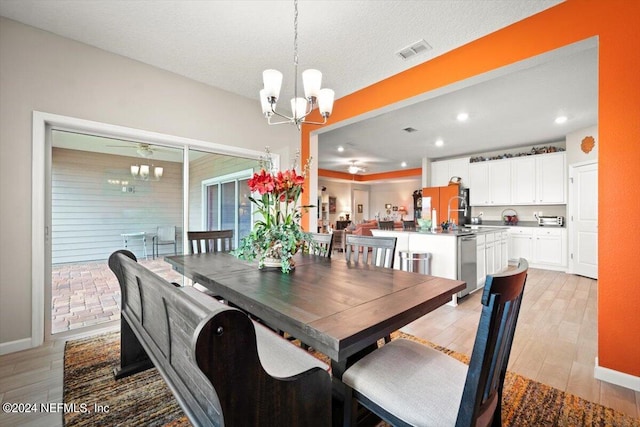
[476,234,486,287]
[500,231,509,271]
[507,226,567,270]
[534,228,566,267]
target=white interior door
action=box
[569,162,598,279]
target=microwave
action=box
[537,216,564,226]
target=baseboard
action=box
[0,337,33,355]
[594,357,640,391]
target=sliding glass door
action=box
[202,172,252,248]
[188,150,255,249]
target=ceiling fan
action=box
[106,142,161,158]
[347,161,366,174]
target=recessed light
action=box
[555,115,568,124]
[337,146,344,152]
[457,112,469,122]
[435,139,444,147]
[401,161,407,167]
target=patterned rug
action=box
[64,331,639,426]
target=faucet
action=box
[447,195,468,226]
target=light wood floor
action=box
[1,268,639,426]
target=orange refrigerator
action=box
[422,184,461,227]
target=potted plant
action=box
[233,148,313,273]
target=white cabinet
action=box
[430,157,470,187]
[511,152,566,205]
[534,228,566,267]
[469,163,489,205]
[500,231,509,271]
[485,232,496,276]
[470,152,566,206]
[511,157,537,204]
[469,160,511,205]
[537,153,566,204]
[431,162,449,187]
[507,227,534,262]
[476,234,486,287]
[507,226,567,270]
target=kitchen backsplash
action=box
[470,205,566,223]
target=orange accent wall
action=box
[318,167,421,182]
[302,0,640,377]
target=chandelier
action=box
[131,164,163,181]
[259,0,335,129]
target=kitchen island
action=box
[372,227,509,303]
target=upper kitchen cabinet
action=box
[469,159,511,206]
[430,157,470,187]
[511,152,566,205]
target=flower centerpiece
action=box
[233,147,313,273]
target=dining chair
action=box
[402,220,416,231]
[153,225,177,259]
[306,232,333,258]
[345,235,397,269]
[342,258,529,427]
[187,230,233,254]
[186,230,234,301]
[377,220,395,230]
[332,229,345,253]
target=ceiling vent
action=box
[403,127,418,133]
[396,39,432,60]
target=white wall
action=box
[369,180,421,220]
[0,17,298,347]
[51,148,184,263]
[566,125,598,165]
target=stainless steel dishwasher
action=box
[457,235,477,298]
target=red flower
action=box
[248,170,275,195]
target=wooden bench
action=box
[108,250,331,426]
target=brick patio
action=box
[51,257,184,334]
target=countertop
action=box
[469,220,565,228]
[373,227,508,238]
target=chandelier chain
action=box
[293,0,299,109]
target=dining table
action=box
[165,251,465,425]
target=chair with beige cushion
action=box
[342,258,529,427]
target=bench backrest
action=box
[109,250,330,426]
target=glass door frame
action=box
[201,168,254,249]
[32,111,269,346]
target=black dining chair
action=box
[187,230,233,254]
[186,230,234,301]
[402,220,416,231]
[377,220,395,230]
[306,232,333,258]
[344,235,397,269]
[342,258,529,427]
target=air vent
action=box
[403,127,418,133]
[396,39,432,60]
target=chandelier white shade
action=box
[131,164,163,181]
[260,0,335,129]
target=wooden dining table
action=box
[165,251,465,425]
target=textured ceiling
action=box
[1,0,585,176]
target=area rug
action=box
[64,331,639,427]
